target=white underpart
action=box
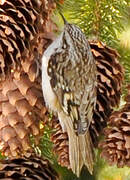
[42,34,62,109]
[42,32,66,131]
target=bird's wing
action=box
[48,50,97,134]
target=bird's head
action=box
[60,13,87,46]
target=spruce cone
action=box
[90,41,124,145]
[0,0,56,157]
[0,154,59,179]
[99,85,130,168]
[0,0,55,78]
[50,41,124,168]
[51,117,70,169]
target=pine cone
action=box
[90,41,124,145]
[99,85,130,167]
[0,154,59,179]
[51,117,70,169]
[50,41,124,168]
[0,0,56,157]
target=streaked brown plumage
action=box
[42,15,97,177]
[50,41,124,169]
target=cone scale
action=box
[0,0,56,157]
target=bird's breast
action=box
[42,55,60,112]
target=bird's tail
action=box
[58,111,94,177]
[78,132,94,174]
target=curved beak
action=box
[59,12,68,25]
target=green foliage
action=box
[119,47,130,84]
[60,0,130,84]
[119,26,130,84]
[0,152,5,160]
[62,0,128,47]
[94,150,130,180]
[54,0,63,12]
[38,125,55,162]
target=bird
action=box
[42,13,97,177]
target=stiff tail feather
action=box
[79,132,94,174]
[58,111,94,177]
